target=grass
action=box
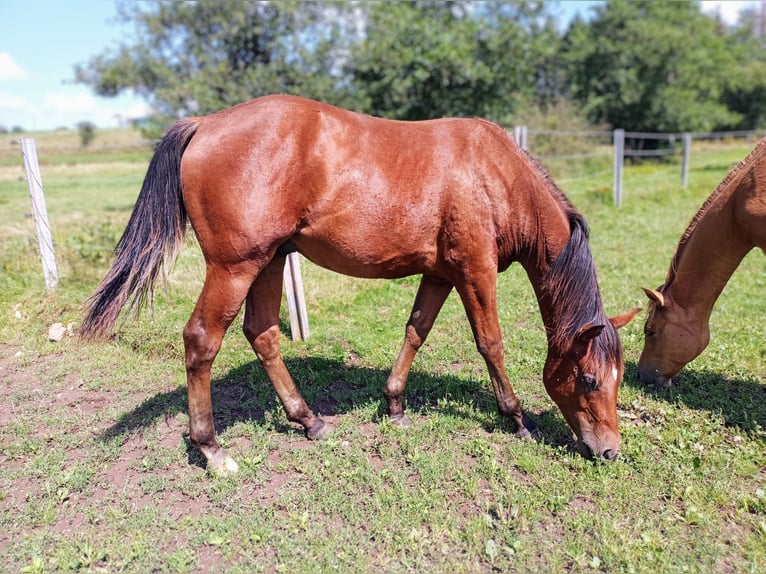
[0,128,764,573]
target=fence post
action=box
[283,251,309,341]
[18,138,59,289]
[513,125,528,150]
[613,129,625,207]
[681,132,692,188]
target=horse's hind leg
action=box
[242,256,330,440]
[384,275,452,425]
[184,264,257,476]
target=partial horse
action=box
[639,138,766,386]
[81,95,637,474]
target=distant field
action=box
[0,129,764,573]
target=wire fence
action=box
[514,127,766,206]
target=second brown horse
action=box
[81,95,638,474]
[639,138,766,386]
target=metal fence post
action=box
[18,137,59,289]
[613,129,625,207]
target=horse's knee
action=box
[183,322,221,370]
[246,324,281,362]
[476,337,504,362]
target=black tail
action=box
[80,119,199,339]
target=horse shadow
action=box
[99,354,575,466]
[623,360,766,436]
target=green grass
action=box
[0,130,764,573]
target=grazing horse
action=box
[81,95,638,474]
[639,138,766,387]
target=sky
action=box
[0,0,760,132]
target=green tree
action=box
[75,0,356,137]
[346,1,559,123]
[563,0,741,133]
[77,121,97,147]
[719,8,766,129]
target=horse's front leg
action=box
[243,256,330,440]
[184,265,256,476]
[384,275,452,426]
[455,272,538,439]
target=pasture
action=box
[0,129,764,573]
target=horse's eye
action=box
[644,327,656,337]
[582,373,598,391]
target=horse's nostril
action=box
[601,449,618,461]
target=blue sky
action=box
[0,0,757,132]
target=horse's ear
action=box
[642,287,666,309]
[569,323,605,359]
[576,323,605,342]
[609,307,641,329]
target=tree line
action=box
[75,0,766,139]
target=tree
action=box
[346,1,559,124]
[75,1,563,132]
[77,121,97,147]
[563,0,741,133]
[719,8,766,130]
[75,0,357,137]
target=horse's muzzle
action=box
[575,437,620,461]
[637,365,673,388]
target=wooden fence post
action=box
[513,125,528,150]
[283,251,309,341]
[613,129,625,207]
[18,137,58,289]
[681,132,692,188]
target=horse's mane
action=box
[542,212,621,365]
[521,148,621,365]
[664,137,766,289]
[520,148,577,214]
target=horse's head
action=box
[543,309,640,460]
[637,287,709,387]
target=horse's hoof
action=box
[514,414,540,440]
[514,427,532,440]
[307,419,333,441]
[209,455,239,477]
[390,413,412,428]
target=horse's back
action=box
[179,95,535,277]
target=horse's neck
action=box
[518,200,569,281]
[517,197,573,336]
[668,192,753,320]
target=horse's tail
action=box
[80,119,200,339]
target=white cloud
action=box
[0,90,31,110]
[0,86,150,131]
[0,53,28,81]
[43,91,96,114]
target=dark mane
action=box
[518,145,622,367]
[535,213,621,385]
[664,137,766,289]
[521,148,577,214]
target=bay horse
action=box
[81,95,638,474]
[639,137,766,387]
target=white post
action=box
[613,129,625,207]
[19,138,58,289]
[283,252,309,341]
[513,125,528,150]
[681,132,692,188]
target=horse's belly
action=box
[290,235,437,280]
